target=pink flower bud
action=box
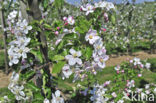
[104,13,109,22]
[127,93,130,96]
[138,74,142,77]
[121,70,124,73]
[126,84,129,87]
[125,88,128,91]
[64,22,68,26]
[139,64,144,68]
[80,8,83,11]
[101,28,106,32]
[117,70,120,74]
[55,31,59,35]
[57,27,60,30]
[104,13,108,18]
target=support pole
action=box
[0,4,9,74]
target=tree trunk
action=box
[28,0,49,61]
[0,4,9,74]
[27,0,52,91]
[19,1,31,22]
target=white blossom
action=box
[133,57,141,66]
[85,29,100,45]
[7,10,18,23]
[145,63,151,69]
[117,100,124,103]
[44,98,50,103]
[67,16,75,25]
[81,4,94,15]
[62,64,72,79]
[19,19,32,34]
[52,90,64,103]
[65,49,82,66]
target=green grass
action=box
[57,58,156,91]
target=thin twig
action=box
[34,62,52,71]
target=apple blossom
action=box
[65,49,82,66]
[112,92,117,98]
[7,10,18,23]
[21,20,32,34]
[133,57,142,66]
[62,64,72,79]
[44,98,50,103]
[106,2,115,10]
[85,29,100,45]
[52,90,64,103]
[94,54,109,68]
[81,4,94,15]
[10,71,19,83]
[145,63,151,69]
[145,84,150,89]
[67,16,75,25]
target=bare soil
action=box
[0,51,156,88]
[106,51,156,66]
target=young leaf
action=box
[52,55,64,61]
[52,61,66,74]
[30,50,43,63]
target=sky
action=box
[66,0,155,5]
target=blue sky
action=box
[66,0,155,5]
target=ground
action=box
[0,51,156,88]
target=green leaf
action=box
[75,16,91,34]
[52,55,64,61]
[33,92,44,102]
[85,47,93,60]
[25,81,40,92]
[43,0,49,8]
[57,40,64,51]
[53,0,64,10]
[44,24,52,29]
[52,61,66,74]
[111,15,116,25]
[30,50,43,63]
[20,70,35,81]
[63,33,78,40]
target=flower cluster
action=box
[62,29,109,81]
[7,10,18,23]
[8,37,31,66]
[63,16,75,25]
[81,1,115,15]
[63,49,82,80]
[6,11,32,66]
[43,90,64,103]
[86,29,109,69]
[114,57,151,77]
[8,72,28,100]
[90,83,110,103]
[130,57,151,69]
